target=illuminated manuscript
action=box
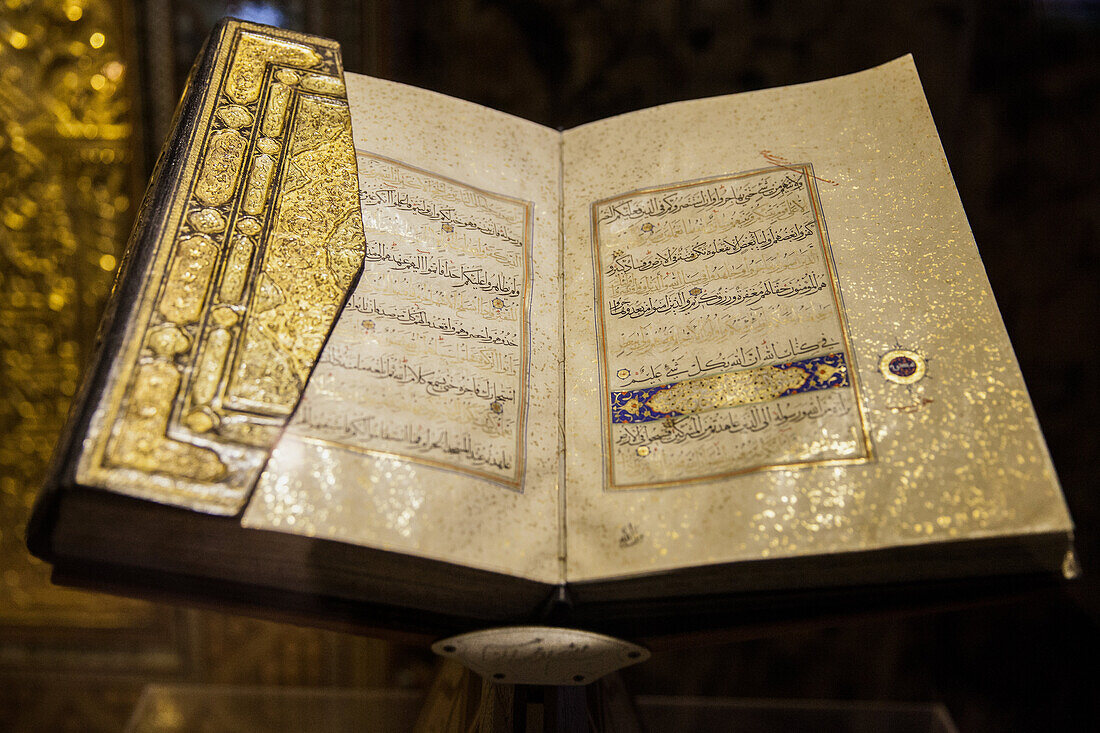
[242,70,564,582]
[592,166,870,489]
[285,153,532,486]
[39,21,1071,600]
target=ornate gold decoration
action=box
[614,352,851,423]
[76,21,365,514]
[879,348,926,385]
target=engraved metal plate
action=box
[432,626,649,686]
[75,21,365,514]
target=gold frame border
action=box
[289,150,536,492]
[589,164,874,491]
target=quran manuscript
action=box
[28,21,1074,637]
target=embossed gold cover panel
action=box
[74,21,365,514]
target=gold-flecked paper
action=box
[75,22,365,514]
[562,56,1072,582]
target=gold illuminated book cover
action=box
[28,19,1074,640]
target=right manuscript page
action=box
[562,56,1072,583]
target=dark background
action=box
[3,0,1097,730]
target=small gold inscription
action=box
[216,104,253,129]
[262,83,291,138]
[879,349,926,385]
[242,153,275,215]
[192,328,232,407]
[218,233,255,303]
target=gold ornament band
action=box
[611,352,851,424]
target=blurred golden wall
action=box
[1,0,146,629]
[0,4,418,730]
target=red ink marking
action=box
[760,149,839,186]
[887,398,935,413]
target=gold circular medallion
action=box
[879,349,926,385]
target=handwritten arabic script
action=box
[289,153,532,488]
[593,165,869,489]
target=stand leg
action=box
[586,673,643,733]
[415,661,642,732]
[544,685,587,733]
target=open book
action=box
[29,21,1074,639]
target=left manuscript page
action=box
[242,73,565,583]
